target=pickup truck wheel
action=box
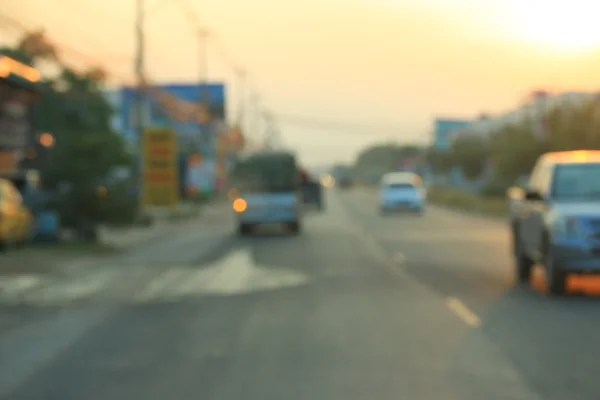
[515,238,533,283]
[546,252,567,296]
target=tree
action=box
[2,35,134,241]
[489,123,547,183]
[544,102,600,151]
[39,67,132,239]
[425,146,453,174]
[450,137,487,180]
[354,143,424,181]
[488,100,600,184]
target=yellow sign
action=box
[141,128,179,208]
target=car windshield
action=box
[553,163,600,200]
[385,183,416,190]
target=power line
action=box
[0,8,129,78]
[1,4,267,140]
[271,112,401,135]
[44,0,133,62]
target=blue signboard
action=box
[119,83,226,197]
[433,119,470,151]
[119,83,226,146]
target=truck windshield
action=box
[553,163,600,200]
[231,152,299,193]
[385,183,416,190]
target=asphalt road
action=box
[0,188,597,399]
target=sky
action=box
[3,0,600,167]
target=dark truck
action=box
[508,150,600,295]
[332,165,353,189]
[299,169,323,211]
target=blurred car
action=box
[378,172,426,214]
[0,178,33,250]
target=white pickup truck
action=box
[507,150,600,296]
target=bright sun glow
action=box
[509,1,600,52]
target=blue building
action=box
[433,118,470,151]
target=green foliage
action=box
[427,186,507,217]
[488,101,600,183]
[425,146,453,173]
[0,46,34,65]
[2,40,134,237]
[479,179,513,197]
[354,143,424,181]
[489,123,546,183]
[450,137,487,180]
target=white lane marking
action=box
[393,252,405,264]
[446,297,481,327]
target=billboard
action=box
[119,83,226,140]
[141,128,179,208]
[433,119,470,151]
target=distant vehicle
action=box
[332,165,353,189]
[378,172,425,214]
[301,172,324,211]
[508,150,600,295]
[0,178,33,250]
[229,151,302,235]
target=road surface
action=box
[0,188,598,399]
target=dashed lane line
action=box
[445,296,481,327]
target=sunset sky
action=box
[3,0,600,166]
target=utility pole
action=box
[197,28,210,156]
[235,67,246,129]
[135,0,145,146]
[263,110,274,149]
[198,28,209,105]
[251,93,261,148]
[134,0,145,208]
